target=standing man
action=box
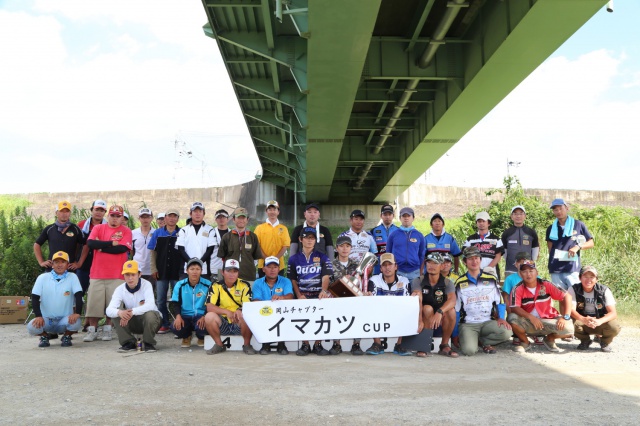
[254,200,290,278]
[386,207,425,282]
[34,200,85,273]
[339,209,377,263]
[424,213,462,275]
[370,204,399,275]
[464,211,504,275]
[546,198,594,290]
[501,205,539,278]
[106,260,162,353]
[26,251,83,348]
[455,247,511,356]
[288,227,334,356]
[210,209,231,280]
[290,203,334,261]
[84,205,133,342]
[77,199,108,295]
[568,266,621,352]
[170,258,211,348]
[132,207,155,285]
[148,208,182,334]
[156,213,165,229]
[175,202,217,281]
[217,207,262,285]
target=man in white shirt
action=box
[175,202,217,281]
[339,209,377,263]
[132,207,155,285]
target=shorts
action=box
[507,313,574,337]
[218,315,241,335]
[86,279,121,317]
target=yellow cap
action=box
[121,260,140,275]
[52,251,69,262]
[57,201,72,211]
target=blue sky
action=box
[0,0,638,194]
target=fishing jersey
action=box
[463,231,504,270]
[368,274,410,297]
[339,228,377,263]
[455,272,502,324]
[287,250,333,298]
[170,277,211,317]
[424,232,462,257]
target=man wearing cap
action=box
[176,202,218,281]
[156,213,165,229]
[218,207,262,284]
[386,207,425,282]
[34,200,85,273]
[501,206,539,278]
[568,266,621,352]
[169,258,211,348]
[26,251,84,348]
[84,205,133,342]
[455,247,511,356]
[370,204,399,274]
[77,200,108,295]
[288,226,334,356]
[106,260,162,352]
[132,207,156,285]
[254,201,290,278]
[508,260,574,353]
[440,253,459,282]
[290,203,334,261]
[424,213,462,276]
[412,253,459,358]
[546,198,594,290]
[148,208,183,334]
[339,209,377,263]
[463,211,504,275]
[204,259,256,355]
[252,256,294,355]
[211,209,231,278]
[122,211,130,228]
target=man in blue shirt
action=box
[386,207,425,282]
[424,213,461,275]
[370,204,399,274]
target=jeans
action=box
[397,269,420,282]
[171,315,207,339]
[27,316,82,335]
[156,279,177,327]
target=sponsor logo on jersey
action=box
[296,265,321,274]
[66,232,74,237]
[313,257,320,263]
[275,287,283,294]
[196,292,204,298]
[234,289,242,297]
[63,291,71,296]
[409,238,417,243]
[139,300,145,305]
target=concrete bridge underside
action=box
[201,0,606,204]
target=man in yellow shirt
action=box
[254,200,290,278]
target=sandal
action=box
[482,345,497,354]
[438,344,459,358]
[416,351,432,358]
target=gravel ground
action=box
[1,323,638,425]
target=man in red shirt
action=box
[84,205,133,342]
[508,260,573,353]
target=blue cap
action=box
[301,226,317,237]
[550,198,567,208]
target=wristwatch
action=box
[436,308,444,315]
[563,314,570,320]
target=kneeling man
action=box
[508,260,573,353]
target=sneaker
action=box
[276,342,289,355]
[60,335,73,347]
[577,340,593,350]
[181,337,191,348]
[601,343,613,353]
[117,341,137,353]
[365,343,384,355]
[83,326,97,342]
[296,343,311,356]
[534,336,545,345]
[393,343,411,356]
[512,337,521,346]
[157,326,171,334]
[329,342,342,355]
[196,338,205,347]
[259,343,271,355]
[543,337,560,353]
[144,343,157,352]
[206,344,226,355]
[101,325,112,341]
[312,342,330,356]
[350,343,364,356]
[513,343,531,353]
[243,345,257,355]
[38,335,50,348]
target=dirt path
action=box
[1,324,638,425]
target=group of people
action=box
[26,197,621,356]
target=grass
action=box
[0,195,31,212]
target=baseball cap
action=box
[165,209,179,217]
[304,202,320,211]
[224,259,240,270]
[380,204,394,214]
[215,209,229,218]
[301,226,317,238]
[463,246,481,259]
[515,251,532,261]
[51,251,69,262]
[550,198,567,208]
[91,199,107,210]
[266,200,279,209]
[190,202,205,211]
[139,207,152,217]
[580,265,598,278]
[109,205,124,217]
[264,256,280,266]
[186,258,203,269]
[430,213,444,225]
[519,260,537,271]
[121,260,140,275]
[380,253,396,265]
[336,235,352,246]
[511,205,526,214]
[123,212,129,220]
[157,212,166,219]
[233,207,249,218]
[426,253,444,264]
[399,207,414,217]
[56,201,72,212]
[350,209,365,219]
[442,253,453,262]
[476,211,491,221]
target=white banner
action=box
[243,296,420,343]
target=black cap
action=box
[430,213,444,225]
[515,251,532,261]
[336,235,352,246]
[380,204,394,214]
[304,202,320,212]
[350,209,365,219]
[301,226,317,238]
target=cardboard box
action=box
[0,296,29,324]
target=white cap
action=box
[224,259,240,270]
[264,256,280,266]
[476,211,490,221]
[139,207,152,217]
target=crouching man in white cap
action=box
[106,260,162,352]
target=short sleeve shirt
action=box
[207,280,252,323]
[252,276,294,301]
[88,224,133,279]
[31,272,82,318]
